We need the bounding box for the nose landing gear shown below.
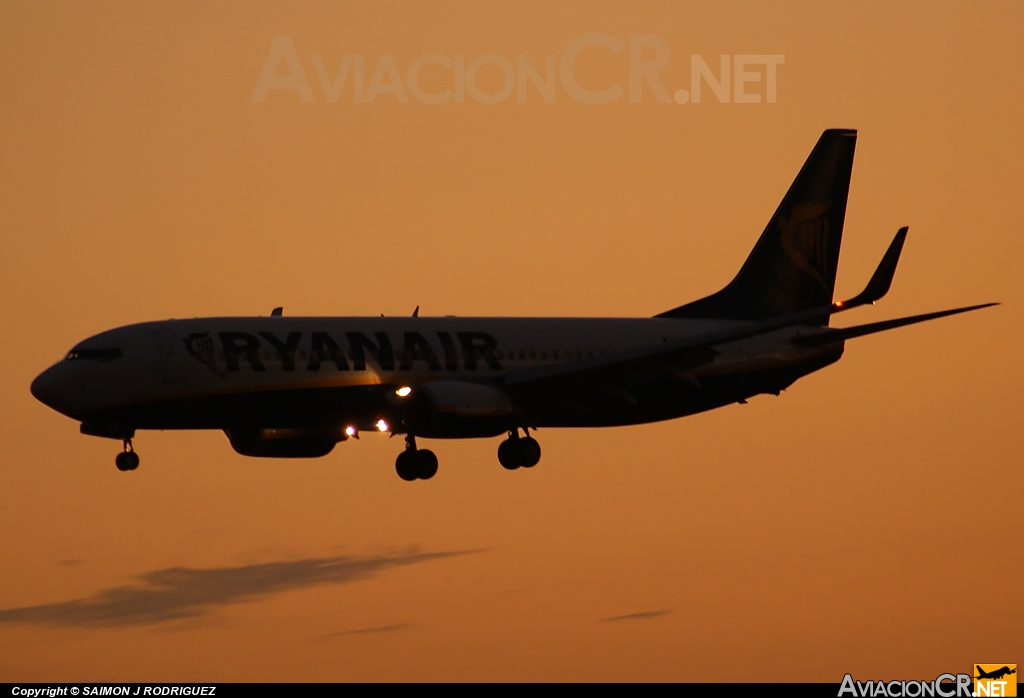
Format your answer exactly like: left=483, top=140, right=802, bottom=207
left=395, top=435, right=438, bottom=481
left=497, top=428, right=541, bottom=470
left=115, top=439, right=140, bottom=472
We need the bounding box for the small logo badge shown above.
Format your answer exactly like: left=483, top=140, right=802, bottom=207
left=975, top=665, right=1017, bottom=697
left=184, top=332, right=218, bottom=373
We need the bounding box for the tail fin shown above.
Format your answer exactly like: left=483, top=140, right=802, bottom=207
left=658, top=129, right=858, bottom=323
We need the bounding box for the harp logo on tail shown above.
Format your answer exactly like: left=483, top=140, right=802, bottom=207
left=777, top=202, right=832, bottom=291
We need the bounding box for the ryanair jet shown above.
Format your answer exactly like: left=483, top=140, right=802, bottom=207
left=30, top=130, right=994, bottom=480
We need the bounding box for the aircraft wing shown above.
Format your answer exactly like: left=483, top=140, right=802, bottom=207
left=503, top=339, right=718, bottom=415
left=504, top=229, right=996, bottom=409
left=504, top=299, right=851, bottom=389
left=503, top=298, right=995, bottom=415
left=505, top=228, right=910, bottom=390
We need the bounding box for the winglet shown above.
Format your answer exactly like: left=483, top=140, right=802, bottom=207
left=841, top=227, right=908, bottom=308
left=270, top=307, right=283, bottom=317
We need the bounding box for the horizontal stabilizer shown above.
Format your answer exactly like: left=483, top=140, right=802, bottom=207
left=792, top=303, right=998, bottom=347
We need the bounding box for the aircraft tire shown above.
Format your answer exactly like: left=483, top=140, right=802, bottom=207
left=497, top=439, right=522, bottom=470
left=395, top=450, right=419, bottom=481
left=520, top=437, right=541, bottom=468
left=416, top=450, right=438, bottom=480
left=115, top=451, right=139, bottom=472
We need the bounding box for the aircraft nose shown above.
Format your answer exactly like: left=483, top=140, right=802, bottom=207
left=30, top=365, right=64, bottom=411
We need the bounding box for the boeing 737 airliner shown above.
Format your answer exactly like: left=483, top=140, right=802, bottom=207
left=30, top=130, right=995, bottom=480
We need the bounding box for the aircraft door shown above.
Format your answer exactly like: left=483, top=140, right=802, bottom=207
left=154, top=329, right=186, bottom=385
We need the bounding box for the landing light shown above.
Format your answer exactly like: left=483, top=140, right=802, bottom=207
left=396, top=386, right=412, bottom=397
left=345, top=425, right=357, bottom=437
left=834, top=300, right=845, bottom=308
left=375, top=419, right=389, bottom=432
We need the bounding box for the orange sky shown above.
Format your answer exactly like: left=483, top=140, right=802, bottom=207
left=0, top=1, right=1020, bottom=682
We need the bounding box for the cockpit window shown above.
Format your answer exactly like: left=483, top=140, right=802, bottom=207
left=64, top=347, right=123, bottom=362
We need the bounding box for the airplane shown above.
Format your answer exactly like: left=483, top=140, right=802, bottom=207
left=30, top=129, right=996, bottom=480
left=976, top=666, right=1017, bottom=681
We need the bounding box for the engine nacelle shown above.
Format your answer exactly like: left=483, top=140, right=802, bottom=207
left=407, top=381, right=516, bottom=438
left=225, top=427, right=341, bottom=458
left=418, top=381, right=515, bottom=416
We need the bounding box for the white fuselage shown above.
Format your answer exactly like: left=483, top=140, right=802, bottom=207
left=31, top=315, right=840, bottom=437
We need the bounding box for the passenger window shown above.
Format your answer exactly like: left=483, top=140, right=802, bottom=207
left=553, top=350, right=559, bottom=360
left=541, top=351, right=548, bottom=360
left=496, top=350, right=504, bottom=359
left=529, top=350, right=536, bottom=360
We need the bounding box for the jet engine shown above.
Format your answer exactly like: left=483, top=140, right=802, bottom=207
left=405, top=381, right=517, bottom=438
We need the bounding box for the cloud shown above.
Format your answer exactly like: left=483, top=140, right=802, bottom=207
left=0, top=549, right=477, bottom=628
left=600, top=609, right=672, bottom=623
left=321, top=623, right=412, bottom=638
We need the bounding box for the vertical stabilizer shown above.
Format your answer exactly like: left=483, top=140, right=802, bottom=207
left=658, top=129, right=857, bottom=323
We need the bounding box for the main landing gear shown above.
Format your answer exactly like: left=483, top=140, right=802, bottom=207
left=395, top=434, right=438, bottom=481
left=497, top=428, right=541, bottom=470
left=115, top=439, right=140, bottom=472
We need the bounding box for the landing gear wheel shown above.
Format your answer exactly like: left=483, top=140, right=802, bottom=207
left=519, top=437, right=541, bottom=468
left=416, top=449, right=438, bottom=480
left=395, top=450, right=419, bottom=481
left=498, top=430, right=541, bottom=470
left=498, top=439, right=522, bottom=470
left=115, top=443, right=139, bottom=472
left=396, top=434, right=439, bottom=481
